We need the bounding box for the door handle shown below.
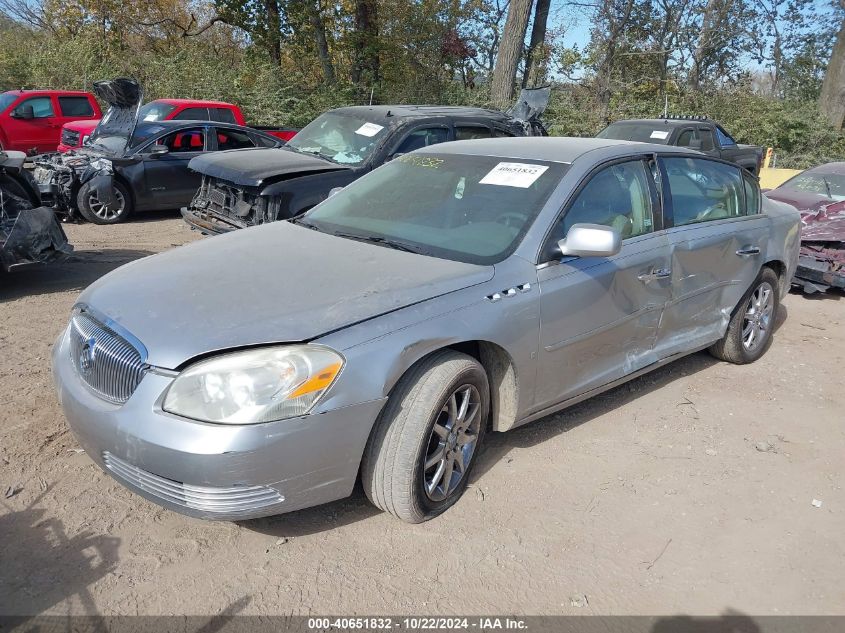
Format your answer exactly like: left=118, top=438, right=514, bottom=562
left=638, top=268, right=671, bottom=282
left=736, top=247, right=761, bottom=256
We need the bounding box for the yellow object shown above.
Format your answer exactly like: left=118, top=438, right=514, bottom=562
left=289, top=362, right=343, bottom=398
left=759, top=167, right=802, bottom=190
left=763, top=147, right=774, bottom=169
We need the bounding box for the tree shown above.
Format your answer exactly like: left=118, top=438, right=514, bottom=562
left=490, top=0, right=533, bottom=107
left=820, top=1, right=845, bottom=128
left=523, top=0, right=551, bottom=87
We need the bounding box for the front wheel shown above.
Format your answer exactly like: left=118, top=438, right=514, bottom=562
left=76, top=180, right=132, bottom=224
left=709, top=267, right=780, bottom=364
left=362, top=350, right=489, bottom=523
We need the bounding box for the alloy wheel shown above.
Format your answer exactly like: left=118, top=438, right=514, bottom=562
left=741, top=280, right=774, bottom=351
left=87, top=188, right=125, bottom=221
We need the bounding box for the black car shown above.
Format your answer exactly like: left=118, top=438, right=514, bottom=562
left=597, top=116, right=764, bottom=175
left=1, top=150, right=72, bottom=271
left=33, top=79, right=284, bottom=224
left=181, top=88, right=549, bottom=234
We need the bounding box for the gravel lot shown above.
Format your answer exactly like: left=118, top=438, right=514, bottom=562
left=1, top=212, right=844, bottom=617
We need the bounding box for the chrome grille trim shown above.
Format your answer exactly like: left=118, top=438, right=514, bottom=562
left=68, top=310, right=146, bottom=404
left=103, top=452, right=285, bottom=514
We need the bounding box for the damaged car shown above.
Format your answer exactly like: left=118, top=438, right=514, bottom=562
left=181, top=88, right=550, bottom=234
left=764, top=162, right=845, bottom=293
left=33, top=78, right=284, bottom=225
left=54, top=138, right=799, bottom=523
left=1, top=149, right=72, bottom=272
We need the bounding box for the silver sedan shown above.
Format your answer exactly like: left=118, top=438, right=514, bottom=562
left=52, top=137, right=801, bottom=523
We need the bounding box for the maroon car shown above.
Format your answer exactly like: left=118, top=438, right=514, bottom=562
left=765, top=162, right=845, bottom=293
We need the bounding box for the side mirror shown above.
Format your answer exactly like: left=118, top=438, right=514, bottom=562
left=149, top=144, right=169, bottom=156
left=12, top=105, right=34, bottom=120
left=327, top=186, right=343, bottom=197
left=557, top=223, right=621, bottom=258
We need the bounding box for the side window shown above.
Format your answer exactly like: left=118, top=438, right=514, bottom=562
left=393, top=127, right=449, bottom=155
left=663, top=157, right=744, bottom=225
left=19, top=96, right=54, bottom=118
left=743, top=172, right=760, bottom=215
left=254, top=134, right=278, bottom=148
left=158, top=127, right=205, bottom=153
left=677, top=129, right=697, bottom=147
left=173, top=107, right=210, bottom=121
left=455, top=126, right=492, bottom=140
left=493, top=127, right=515, bottom=138
left=212, top=108, right=237, bottom=124
left=556, top=160, right=654, bottom=242
left=58, top=97, right=94, bottom=117
left=698, top=129, right=715, bottom=151
left=216, top=128, right=255, bottom=151
left=715, top=126, right=736, bottom=147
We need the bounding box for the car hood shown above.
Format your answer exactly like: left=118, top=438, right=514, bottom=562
left=78, top=222, right=493, bottom=369
left=86, top=78, right=143, bottom=157
left=765, top=189, right=831, bottom=212
left=189, top=147, right=349, bottom=188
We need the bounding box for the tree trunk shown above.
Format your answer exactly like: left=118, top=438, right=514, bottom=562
left=820, top=13, right=845, bottom=129
left=522, top=0, right=551, bottom=88
left=491, top=0, right=533, bottom=108
left=351, top=0, right=379, bottom=87
left=307, top=1, right=335, bottom=84
left=690, top=0, right=719, bottom=90
left=264, top=0, right=282, bottom=66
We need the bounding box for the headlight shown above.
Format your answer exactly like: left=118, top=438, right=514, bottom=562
left=89, top=157, right=112, bottom=172
left=162, top=345, right=344, bottom=424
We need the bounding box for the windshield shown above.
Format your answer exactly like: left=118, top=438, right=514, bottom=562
left=780, top=172, right=845, bottom=201
left=598, top=122, right=672, bottom=143
left=138, top=101, right=177, bottom=122
left=302, top=153, right=567, bottom=264
left=286, top=112, right=388, bottom=165
left=0, top=93, right=17, bottom=113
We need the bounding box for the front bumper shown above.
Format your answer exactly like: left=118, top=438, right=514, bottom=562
left=52, top=330, right=385, bottom=520
left=181, top=206, right=245, bottom=236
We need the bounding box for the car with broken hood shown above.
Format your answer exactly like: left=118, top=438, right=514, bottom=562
left=33, top=79, right=284, bottom=224
left=1, top=149, right=72, bottom=272
left=764, top=162, right=845, bottom=294
left=181, top=88, right=550, bottom=234
left=53, top=137, right=800, bottom=523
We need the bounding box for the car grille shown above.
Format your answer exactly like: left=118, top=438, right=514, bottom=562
left=68, top=311, right=146, bottom=404
left=102, top=452, right=285, bottom=516
left=61, top=128, right=80, bottom=147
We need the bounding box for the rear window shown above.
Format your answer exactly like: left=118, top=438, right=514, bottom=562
left=58, top=96, right=94, bottom=117
left=211, top=108, right=237, bottom=124
left=598, top=122, right=673, bottom=143
left=174, top=107, right=210, bottom=121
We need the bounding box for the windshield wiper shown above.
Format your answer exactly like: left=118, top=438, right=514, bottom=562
left=823, top=177, right=833, bottom=199
left=290, top=215, right=319, bottom=230
left=331, top=231, right=424, bottom=254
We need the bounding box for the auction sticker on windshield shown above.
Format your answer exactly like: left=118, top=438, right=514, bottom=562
left=480, top=162, right=549, bottom=188
left=650, top=130, right=670, bottom=140
left=355, top=122, right=384, bottom=137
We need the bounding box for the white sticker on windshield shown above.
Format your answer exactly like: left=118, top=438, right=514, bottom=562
left=650, top=130, right=670, bottom=140
left=354, top=122, right=384, bottom=137
left=143, top=114, right=158, bottom=121
left=479, top=162, right=549, bottom=188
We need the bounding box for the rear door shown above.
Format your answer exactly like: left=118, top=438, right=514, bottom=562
left=653, top=155, right=768, bottom=357
left=534, top=157, right=673, bottom=412
left=141, top=126, right=209, bottom=208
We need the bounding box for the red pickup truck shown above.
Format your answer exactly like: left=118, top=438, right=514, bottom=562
left=58, top=98, right=296, bottom=151
left=0, top=90, right=101, bottom=154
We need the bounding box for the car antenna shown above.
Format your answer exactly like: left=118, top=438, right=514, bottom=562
left=369, top=87, right=374, bottom=106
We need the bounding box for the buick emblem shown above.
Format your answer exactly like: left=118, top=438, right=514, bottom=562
left=79, top=337, right=97, bottom=375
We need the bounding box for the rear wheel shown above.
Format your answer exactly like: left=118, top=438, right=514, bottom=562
left=362, top=350, right=489, bottom=523
left=76, top=180, right=132, bottom=224
left=709, top=267, right=779, bottom=364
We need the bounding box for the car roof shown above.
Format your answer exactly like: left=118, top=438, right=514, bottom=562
left=154, top=99, right=236, bottom=107
left=805, top=162, right=845, bottom=175
left=329, top=104, right=512, bottom=123
left=3, top=89, right=92, bottom=97
left=607, top=118, right=717, bottom=128
left=415, top=136, right=700, bottom=164
left=133, top=120, right=266, bottom=135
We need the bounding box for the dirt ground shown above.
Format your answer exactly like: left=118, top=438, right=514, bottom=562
left=1, top=211, right=844, bottom=618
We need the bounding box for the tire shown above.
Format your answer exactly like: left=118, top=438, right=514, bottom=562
left=362, top=350, right=489, bottom=523
left=709, top=267, right=780, bottom=364
left=76, top=179, right=132, bottom=224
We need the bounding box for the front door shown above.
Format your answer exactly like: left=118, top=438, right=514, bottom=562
left=12, top=96, right=59, bottom=152
left=142, top=126, right=207, bottom=209
left=534, top=158, right=673, bottom=412
left=654, top=156, right=769, bottom=357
